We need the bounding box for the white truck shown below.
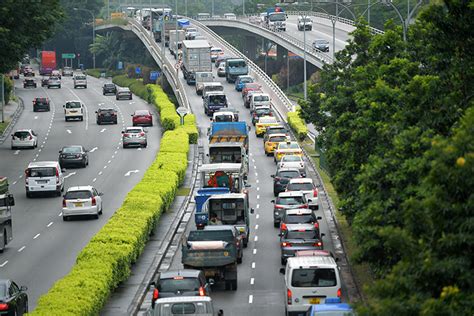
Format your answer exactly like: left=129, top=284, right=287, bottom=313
left=181, top=40, right=212, bottom=85
left=169, top=29, right=185, bottom=58
left=0, top=177, right=15, bottom=253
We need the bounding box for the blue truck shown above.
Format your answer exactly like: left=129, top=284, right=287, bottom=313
left=194, top=187, right=230, bottom=228
left=225, top=58, right=248, bottom=83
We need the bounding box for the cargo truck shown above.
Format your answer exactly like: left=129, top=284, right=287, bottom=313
left=264, top=7, right=287, bottom=31
left=181, top=40, right=212, bottom=85
left=39, top=51, right=57, bottom=76
left=224, top=58, right=248, bottom=83
left=0, top=177, right=15, bottom=253
left=182, top=227, right=239, bottom=290
left=169, top=29, right=185, bottom=58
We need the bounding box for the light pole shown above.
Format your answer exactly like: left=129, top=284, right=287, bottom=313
left=212, top=0, right=215, bottom=17
left=243, top=0, right=245, bottom=16
left=303, top=13, right=307, bottom=101
left=74, top=8, right=96, bottom=69
left=383, top=0, right=423, bottom=42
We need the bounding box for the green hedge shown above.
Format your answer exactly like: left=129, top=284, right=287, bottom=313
left=112, top=75, right=150, bottom=102
left=288, top=110, right=308, bottom=141
left=86, top=69, right=102, bottom=78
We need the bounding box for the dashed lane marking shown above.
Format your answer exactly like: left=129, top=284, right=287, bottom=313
left=249, top=295, right=253, bottom=304
left=93, top=178, right=97, bottom=182
left=0, top=261, right=8, bottom=268
left=33, top=233, right=40, bottom=239
left=253, top=249, right=257, bottom=255
left=252, top=262, right=256, bottom=269
left=66, top=129, right=71, bottom=134
left=90, top=147, right=98, bottom=153
left=250, top=278, right=255, bottom=285
left=255, top=224, right=259, bottom=230
left=254, top=236, right=258, bottom=242
left=18, top=246, right=26, bottom=252
left=256, top=214, right=260, bottom=219
left=47, top=222, right=53, bottom=228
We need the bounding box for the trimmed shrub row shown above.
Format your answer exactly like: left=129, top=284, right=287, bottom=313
left=30, top=83, right=197, bottom=316
left=287, top=110, right=308, bottom=141
left=112, top=75, right=150, bottom=101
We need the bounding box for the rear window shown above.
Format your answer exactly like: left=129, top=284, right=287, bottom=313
left=28, top=167, right=56, bottom=177
left=279, top=170, right=301, bottom=179
left=105, top=84, right=115, bottom=88
left=205, top=86, right=223, bottom=92
left=126, top=128, right=142, bottom=133
left=159, top=278, right=201, bottom=292
left=282, top=156, right=302, bottom=162
left=277, top=196, right=304, bottom=205
left=66, top=102, right=81, bottom=109
left=75, top=75, right=86, bottom=80
left=285, top=214, right=314, bottom=224
left=240, top=77, right=252, bottom=83
left=99, top=109, right=115, bottom=114
left=65, top=190, right=92, bottom=199
left=256, top=108, right=271, bottom=115
left=286, top=230, right=318, bottom=240
left=135, top=110, right=149, bottom=116
left=259, top=117, right=277, bottom=124
left=188, top=230, right=234, bottom=242
left=254, top=95, right=269, bottom=102
left=62, top=146, right=81, bottom=154
left=279, top=143, right=299, bottom=150
left=287, top=183, right=313, bottom=191
left=269, top=136, right=287, bottom=142
left=291, top=268, right=337, bottom=287
left=14, top=131, right=30, bottom=138
left=209, top=95, right=226, bottom=104
left=170, top=303, right=196, bottom=314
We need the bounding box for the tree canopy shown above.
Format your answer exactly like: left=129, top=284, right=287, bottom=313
left=0, top=0, right=64, bottom=73
left=300, top=0, right=474, bottom=313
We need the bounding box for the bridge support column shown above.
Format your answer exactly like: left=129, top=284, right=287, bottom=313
left=277, top=45, right=288, bottom=64
left=243, top=36, right=257, bottom=60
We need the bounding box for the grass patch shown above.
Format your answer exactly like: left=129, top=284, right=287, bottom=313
left=0, top=120, right=10, bottom=134
left=176, top=187, right=191, bottom=196
left=302, top=141, right=373, bottom=300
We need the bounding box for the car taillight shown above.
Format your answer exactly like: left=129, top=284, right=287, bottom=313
left=139, top=132, right=145, bottom=136
left=56, top=168, right=59, bottom=177
left=313, top=241, right=322, bottom=247
left=281, top=242, right=291, bottom=247
left=91, top=196, right=96, bottom=206
left=199, top=286, right=205, bottom=296
left=123, top=133, right=130, bottom=137
left=281, top=223, right=287, bottom=231
left=314, top=222, right=319, bottom=229
left=62, top=199, right=66, bottom=207
left=0, top=303, right=9, bottom=311
left=274, top=176, right=281, bottom=181
left=275, top=205, right=284, bottom=209
left=313, top=189, right=318, bottom=197
left=337, top=288, right=342, bottom=298
left=152, top=288, right=159, bottom=301
left=253, top=112, right=257, bottom=117
left=287, top=288, right=292, bottom=305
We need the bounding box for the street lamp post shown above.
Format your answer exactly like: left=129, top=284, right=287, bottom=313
left=74, top=8, right=96, bottom=69
left=303, top=13, right=307, bottom=101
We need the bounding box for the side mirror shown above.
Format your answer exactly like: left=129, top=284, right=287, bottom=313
left=63, top=104, right=65, bottom=107
left=20, top=286, right=28, bottom=292
left=245, top=183, right=251, bottom=188
left=218, top=310, right=224, bottom=316
left=99, top=192, right=104, bottom=196
left=131, top=114, right=133, bottom=116
left=321, top=233, right=326, bottom=238
left=250, top=208, right=255, bottom=214
left=11, top=134, right=13, bottom=137
left=279, top=268, right=285, bottom=275
left=317, top=216, right=322, bottom=220
left=59, top=150, right=62, bottom=153
left=95, top=111, right=98, bottom=113
left=7, top=194, right=15, bottom=206
left=270, top=175, right=275, bottom=178
left=271, top=200, right=275, bottom=204
left=121, top=131, right=125, bottom=134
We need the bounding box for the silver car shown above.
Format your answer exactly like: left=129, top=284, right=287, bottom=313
left=47, top=77, right=61, bottom=89
left=116, top=87, right=132, bottom=100
left=285, top=178, right=319, bottom=210
left=277, top=155, right=306, bottom=176
left=217, top=62, right=226, bottom=77
left=313, top=39, right=330, bottom=52
left=62, top=185, right=103, bottom=221
left=122, top=126, right=147, bottom=148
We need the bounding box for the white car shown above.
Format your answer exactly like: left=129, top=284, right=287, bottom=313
left=277, top=155, right=306, bottom=176
left=25, top=161, right=65, bottom=197
left=11, top=129, right=38, bottom=149
left=217, top=62, right=226, bottom=77
left=62, top=186, right=103, bottom=221
left=285, top=178, right=319, bottom=210
left=64, top=100, right=84, bottom=121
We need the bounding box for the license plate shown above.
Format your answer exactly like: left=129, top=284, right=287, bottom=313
left=238, top=227, right=246, bottom=233
left=309, top=298, right=320, bottom=304
left=204, top=270, right=215, bottom=277
left=74, top=202, right=83, bottom=207
left=36, top=180, right=47, bottom=184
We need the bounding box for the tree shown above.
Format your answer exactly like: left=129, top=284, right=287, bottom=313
left=0, top=0, right=64, bottom=73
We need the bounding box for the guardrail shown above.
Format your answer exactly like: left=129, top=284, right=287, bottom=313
left=191, top=18, right=296, bottom=119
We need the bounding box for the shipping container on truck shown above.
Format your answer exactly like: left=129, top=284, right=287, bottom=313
left=39, top=51, right=57, bottom=76
left=181, top=40, right=212, bottom=85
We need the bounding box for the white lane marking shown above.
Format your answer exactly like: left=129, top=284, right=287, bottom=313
left=66, top=129, right=72, bottom=134
left=252, top=262, right=256, bottom=269
left=250, top=278, right=255, bottom=285
left=253, top=248, right=257, bottom=255
left=116, top=146, right=120, bottom=150
left=12, top=181, right=17, bottom=185
left=93, top=178, right=97, bottom=182
left=18, top=175, right=22, bottom=179
left=250, top=153, right=253, bottom=156
left=0, top=261, right=8, bottom=268
left=254, top=236, right=258, bottom=242
left=67, top=88, right=89, bottom=130
left=137, top=147, right=142, bottom=151
left=18, top=246, right=26, bottom=252
left=257, top=187, right=260, bottom=191
left=33, top=233, right=40, bottom=239
left=100, top=128, right=106, bottom=133
left=114, top=150, right=118, bottom=154
left=256, top=214, right=260, bottom=219
left=34, top=116, right=38, bottom=119
left=45, top=136, right=47, bottom=140
left=13, top=150, right=20, bottom=155
left=111, top=155, right=115, bottom=159
left=107, top=160, right=111, bottom=164
left=103, top=165, right=107, bottom=169
left=252, top=159, right=255, bottom=163
left=58, top=212, right=62, bottom=216
left=256, top=204, right=260, bottom=209
left=249, top=295, right=253, bottom=304
left=98, top=171, right=103, bottom=176
left=257, top=195, right=260, bottom=199
left=64, top=172, right=76, bottom=179
left=125, top=170, right=140, bottom=177
left=256, top=179, right=259, bottom=183
left=90, top=147, right=98, bottom=153
left=40, top=144, right=44, bottom=148
left=255, top=224, right=259, bottom=230
left=47, top=222, right=53, bottom=228
left=255, top=173, right=258, bottom=177
left=254, top=165, right=257, bottom=169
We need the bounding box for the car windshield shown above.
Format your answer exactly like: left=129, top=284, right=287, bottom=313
left=286, top=230, right=318, bottom=239
left=65, top=190, right=92, bottom=199
left=315, top=40, right=328, bottom=45
left=66, top=102, right=81, bottom=108
left=254, top=95, right=269, bottom=102
left=279, top=170, right=301, bottom=178
left=291, top=268, right=337, bottom=287
left=14, top=131, right=30, bottom=138
left=285, top=214, right=314, bottom=224
left=62, top=146, right=81, bottom=153
left=277, top=196, right=304, bottom=205
left=170, top=303, right=197, bottom=314
left=269, top=13, right=286, bottom=21
left=259, top=117, right=277, bottom=124
left=287, top=183, right=313, bottom=191
left=158, top=278, right=201, bottom=292
left=209, top=95, right=226, bottom=104
left=28, top=167, right=56, bottom=177
left=245, top=83, right=260, bottom=89
left=269, top=136, right=287, bottom=142
left=256, top=108, right=271, bottom=115
left=282, top=156, right=302, bottom=162
left=279, top=143, right=299, bottom=150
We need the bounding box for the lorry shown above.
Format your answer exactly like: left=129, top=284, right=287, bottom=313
left=199, top=163, right=248, bottom=194
left=195, top=71, right=214, bottom=95
left=156, top=20, right=176, bottom=45
left=181, top=227, right=239, bottom=290
left=0, top=177, right=15, bottom=253
left=224, top=58, right=248, bottom=83
left=39, top=51, right=57, bottom=76
left=181, top=40, right=212, bottom=85
left=169, top=29, right=185, bottom=58
left=208, top=122, right=249, bottom=154
left=264, top=7, right=287, bottom=31
left=203, top=92, right=229, bottom=116
left=194, top=188, right=230, bottom=229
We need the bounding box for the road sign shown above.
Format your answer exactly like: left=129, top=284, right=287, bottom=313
left=62, top=53, right=76, bottom=59
left=176, top=106, right=189, bottom=125
left=135, top=66, right=141, bottom=74
left=175, top=62, right=182, bottom=70
left=150, top=71, right=160, bottom=81
left=117, top=61, right=123, bottom=70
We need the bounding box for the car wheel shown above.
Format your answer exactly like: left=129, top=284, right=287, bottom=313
left=93, top=213, right=99, bottom=220
left=143, top=142, right=147, bottom=148
left=59, top=85, right=61, bottom=88
left=237, top=256, right=242, bottom=264
left=225, top=281, right=231, bottom=291
left=99, top=204, right=103, bottom=215
left=82, top=160, right=87, bottom=168
left=56, top=190, right=61, bottom=197
left=274, top=221, right=279, bottom=228
left=26, top=192, right=31, bottom=198
left=11, top=145, right=15, bottom=150
left=123, top=144, right=127, bottom=149
left=231, top=280, right=238, bottom=291
left=281, top=257, right=286, bottom=265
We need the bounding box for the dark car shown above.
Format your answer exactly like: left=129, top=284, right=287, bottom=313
left=271, top=168, right=302, bottom=196
left=313, top=39, right=330, bottom=52
left=251, top=106, right=273, bottom=125
left=279, top=208, right=321, bottom=234
left=41, top=77, right=49, bottom=87
left=279, top=223, right=324, bottom=265
left=23, top=78, right=36, bottom=88
left=33, top=97, right=50, bottom=112
left=150, top=269, right=211, bottom=309
left=271, top=191, right=308, bottom=227
left=96, top=108, right=118, bottom=125
left=102, top=83, right=117, bottom=95
left=132, top=110, right=153, bottom=126
left=0, top=279, right=28, bottom=315
left=58, top=145, right=89, bottom=168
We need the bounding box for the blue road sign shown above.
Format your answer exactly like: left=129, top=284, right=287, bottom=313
left=150, top=71, right=160, bottom=81
left=135, top=66, right=141, bottom=74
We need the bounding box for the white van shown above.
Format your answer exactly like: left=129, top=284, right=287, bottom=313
left=73, top=74, right=87, bottom=89
left=148, top=296, right=223, bottom=316
left=64, top=100, right=85, bottom=121
left=280, top=255, right=342, bottom=314
left=25, top=161, right=65, bottom=197
left=224, top=13, right=237, bottom=20
left=202, top=82, right=224, bottom=98
left=250, top=93, right=271, bottom=111
left=195, top=72, right=214, bottom=95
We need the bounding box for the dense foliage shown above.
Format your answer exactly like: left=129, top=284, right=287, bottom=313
left=300, top=1, right=474, bottom=313
left=0, top=0, right=64, bottom=73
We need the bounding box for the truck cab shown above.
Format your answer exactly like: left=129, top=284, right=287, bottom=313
left=265, top=7, right=287, bottom=31
left=0, top=177, right=15, bottom=252
left=224, top=58, right=248, bottom=83
left=199, top=163, right=248, bottom=194
left=203, top=92, right=228, bottom=116
left=250, top=92, right=271, bottom=111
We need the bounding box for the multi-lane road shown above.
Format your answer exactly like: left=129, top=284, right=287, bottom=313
left=0, top=73, right=161, bottom=308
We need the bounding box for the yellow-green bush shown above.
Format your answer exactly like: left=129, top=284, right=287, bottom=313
left=160, top=129, right=190, bottom=153
left=288, top=111, right=308, bottom=141
left=154, top=152, right=188, bottom=184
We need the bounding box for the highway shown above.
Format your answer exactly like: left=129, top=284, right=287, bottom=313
left=135, top=25, right=346, bottom=315
left=0, top=73, right=161, bottom=308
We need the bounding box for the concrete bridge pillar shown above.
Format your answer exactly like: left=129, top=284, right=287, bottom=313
left=243, top=35, right=257, bottom=60
left=277, top=45, right=288, bottom=63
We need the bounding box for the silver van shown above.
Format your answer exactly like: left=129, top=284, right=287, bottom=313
left=202, top=82, right=224, bottom=98
left=25, top=161, right=65, bottom=197
left=195, top=72, right=214, bottom=95
left=73, top=74, right=87, bottom=89
left=147, top=296, right=223, bottom=316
